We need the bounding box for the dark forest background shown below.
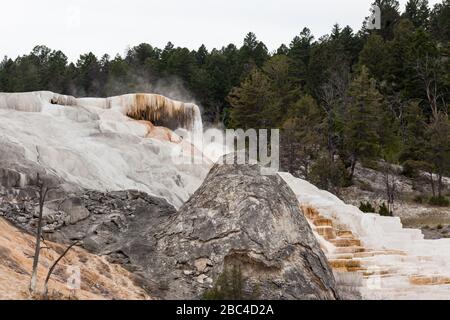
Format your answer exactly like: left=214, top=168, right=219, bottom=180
left=1, top=0, right=449, bottom=201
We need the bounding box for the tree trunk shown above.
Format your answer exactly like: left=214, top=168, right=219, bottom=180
left=384, top=163, right=396, bottom=215
left=429, top=171, right=436, bottom=197
left=29, top=184, right=47, bottom=294
left=349, top=154, right=357, bottom=181
left=289, top=132, right=294, bottom=174
left=43, top=241, right=79, bottom=299
left=437, top=173, right=443, bottom=198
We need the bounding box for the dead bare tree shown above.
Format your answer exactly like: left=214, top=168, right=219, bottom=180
left=29, top=173, right=56, bottom=294
left=43, top=240, right=80, bottom=299
left=318, top=66, right=350, bottom=162
left=415, top=54, right=447, bottom=120
left=382, top=161, right=397, bottom=214
left=415, top=54, right=449, bottom=199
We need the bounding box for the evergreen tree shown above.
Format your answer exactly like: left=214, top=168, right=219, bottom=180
left=342, top=66, right=385, bottom=179
left=429, top=0, right=450, bottom=42
left=358, top=34, right=388, bottom=81
left=404, top=0, right=430, bottom=29
left=75, top=52, right=101, bottom=96
left=262, top=55, right=300, bottom=126
left=239, top=32, right=269, bottom=70
left=373, top=0, right=401, bottom=40
left=288, top=27, right=314, bottom=87
left=228, top=67, right=274, bottom=129
left=281, top=95, right=322, bottom=178
left=400, top=101, right=427, bottom=163
left=425, top=112, right=450, bottom=197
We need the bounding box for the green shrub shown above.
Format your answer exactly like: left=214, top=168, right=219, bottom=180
left=401, top=160, right=419, bottom=178
left=378, top=203, right=393, bottom=216
left=361, top=159, right=380, bottom=171
left=309, top=155, right=351, bottom=193
left=413, top=195, right=424, bottom=204
left=401, top=160, right=428, bottom=178
left=202, top=265, right=260, bottom=300
left=359, top=201, right=376, bottom=213
left=429, top=196, right=450, bottom=207
left=358, top=180, right=374, bottom=192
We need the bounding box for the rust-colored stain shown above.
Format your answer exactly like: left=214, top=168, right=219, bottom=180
left=0, top=218, right=151, bottom=300
left=126, top=94, right=195, bottom=131
left=409, top=275, right=450, bottom=286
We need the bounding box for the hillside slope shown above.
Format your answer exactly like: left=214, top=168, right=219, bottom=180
left=0, top=217, right=150, bottom=300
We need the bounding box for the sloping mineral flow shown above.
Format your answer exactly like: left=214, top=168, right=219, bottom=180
left=0, top=91, right=210, bottom=208
left=279, top=172, right=450, bottom=300
left=0, top=217, right=150, bottom=300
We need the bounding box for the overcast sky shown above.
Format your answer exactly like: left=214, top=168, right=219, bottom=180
left=0, top=0, right=443, bottom=62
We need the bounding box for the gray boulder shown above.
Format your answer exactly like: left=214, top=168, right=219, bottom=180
left=0, top=168, right=25, bottom=188
left=59, top=197, right=90, bottom=225
left=141, top=162, right=339, bottom=299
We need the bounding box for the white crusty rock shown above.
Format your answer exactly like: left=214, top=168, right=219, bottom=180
left=0, top=91, right=210, bottom=208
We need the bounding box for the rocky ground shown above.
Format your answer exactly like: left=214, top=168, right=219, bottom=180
left=340, top=163, right=450, bottom=239
left=420, top=225, right=450, bottom=239
left=0, top=161, right=340, bottom=300
left=0, top=217, right=150, bottom=300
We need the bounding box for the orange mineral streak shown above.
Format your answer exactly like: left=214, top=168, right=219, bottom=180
left=409, top=275, right=450, bottom=286
left=126, top=94, right=196, bottom=131
left=300, top=205, right=449, bottom=288
left=135, top=119, right=206, bottom=161
left=137, top=120, right=181, bottom=143
left=300, top=206, right=406, bottom=277
left=0, top=218, right=151, bottom=300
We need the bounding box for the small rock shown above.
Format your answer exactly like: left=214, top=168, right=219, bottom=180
left=61, top=197, right=90, bottom=224
left=196, top=274, right=208, bottom=284
left=194, top=258, right=212, bottom=273
left=16, top=216, right=28, bottom=223
left=42, top=225, right=54, bottom=233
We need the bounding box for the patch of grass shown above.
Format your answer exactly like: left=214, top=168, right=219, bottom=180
left=357, top=180, right=374, bottom=192
left=359, top=201, right=375, bottom=213
left=202, top=265, right=260, bottom=300
left=361, top=159, right=380, bottom=171
left=413, top=195, right=424, bottom=204
left=378, top=203, right=393, bottom=217
left=429, top=196, right=450, bottom=207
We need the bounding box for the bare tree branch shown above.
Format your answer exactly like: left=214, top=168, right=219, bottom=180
left=43, top=240, right=80, bottom=299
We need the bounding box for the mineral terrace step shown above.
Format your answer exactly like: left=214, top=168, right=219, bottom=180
left=346, top=266, right=367, bottom=272
left=315, top=226, right=336, bottom=240
left=328, top=259, right=362, bottom=269
left=334, top=246, right=366, bottom=254
left=409, top=275, right=450, bottom=285
left=337, top=230, right=354, bottom=238
left=330, top=238, right=361, bottom=247
left=362, top=269, right=393, bottom=277
left=353, top=250, right=407, bottom=258
left=301, top=206, right=320, bottom=220
left=313, top=218, right=333, bottom=227
left=328, top=254, right=354, bottom=260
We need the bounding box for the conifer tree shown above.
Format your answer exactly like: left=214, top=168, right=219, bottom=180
left=342, top=66, right=385, bottom=179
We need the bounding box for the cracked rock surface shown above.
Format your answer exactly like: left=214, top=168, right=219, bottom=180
left=145, top=162, right=339, bottom=299
left=1, top=162, right=339, bottom=300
